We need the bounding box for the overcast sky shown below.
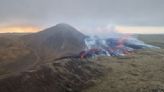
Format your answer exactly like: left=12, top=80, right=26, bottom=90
left=0, top=0, right=164, bottom=33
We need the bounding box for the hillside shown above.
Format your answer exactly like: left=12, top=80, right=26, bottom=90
left=0, top=35, right=37, bottom=77
left=23, top=23, right=86, bottom=61
left=0, top=59, right=105, bottom=92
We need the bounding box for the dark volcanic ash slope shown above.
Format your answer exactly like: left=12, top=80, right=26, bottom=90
left=24, top=23, right=86, bottom=60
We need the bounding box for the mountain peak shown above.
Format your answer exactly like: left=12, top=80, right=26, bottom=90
left=40, top=23, right=78, bottom=34
left=24, top=23, right=86, bottom=60
left=55, top=23, right=73, bottom=28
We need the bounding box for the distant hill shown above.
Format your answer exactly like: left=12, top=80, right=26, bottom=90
left=23, top=23, right=86, bottom=61
left=138, top=34, right=164, bottom=48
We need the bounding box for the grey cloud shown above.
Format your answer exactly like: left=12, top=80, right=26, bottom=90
left=0, top=0, right=164, bottom=28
